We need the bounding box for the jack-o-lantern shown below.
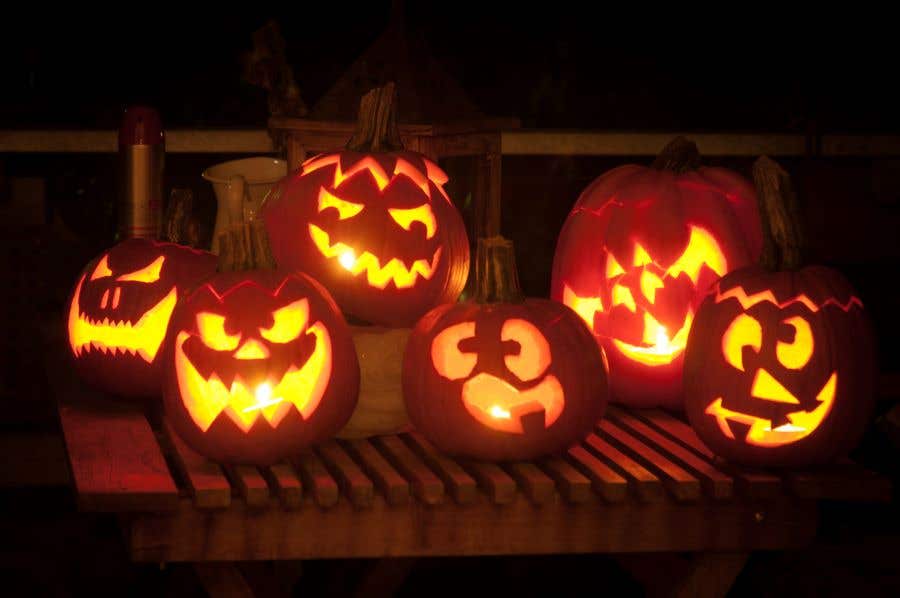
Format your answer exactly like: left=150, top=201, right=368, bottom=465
left=551, top=137, right=763, bottom=409
left=67, top=239, right=217, bottom=399
left=262, top=84, right=469, bottom=327
left=404, top=237, right=607, bottom=461
left=163, top=268, right=359, bottom=465
left=683, top=157, right=876, bottom=467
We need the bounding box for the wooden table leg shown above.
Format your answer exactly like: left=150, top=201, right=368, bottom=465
left=615, top=552, right=749, bottom=598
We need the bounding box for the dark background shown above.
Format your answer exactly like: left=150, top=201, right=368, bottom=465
left=2, top=5, right=900, bottom=596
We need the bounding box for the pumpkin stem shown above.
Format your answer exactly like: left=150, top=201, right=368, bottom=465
left=346, top=82, right=404, bottom=152
left=651, top=136, right=702, bottom=174
left=752, top=156, right=806, bottom=271
left=474, top=236, right=524, bottom=304
left=216, top=219, right=278, bottom=272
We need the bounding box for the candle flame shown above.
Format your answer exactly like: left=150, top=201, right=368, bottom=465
left=241, top=383, right=284, bottom=413
left=489, top=405, right=511, bottom=419
left=339, top=250, right=356, bottom=270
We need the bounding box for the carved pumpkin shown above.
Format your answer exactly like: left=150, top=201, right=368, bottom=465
left=404, top=237, right=607, bottom=461
left=163, top=268, right=359, bottom=465
left=683, top=158, right=876, bottom=467
left=262, top=84, right=469, bottom=327
left=551, top=138, right=762, bottom=408
left=67, top=239, right=217, bottom=398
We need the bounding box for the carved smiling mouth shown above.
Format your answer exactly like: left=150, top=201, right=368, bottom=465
left=68, top=275, right=177, bottom=363
left=611, top=311, right=694, bottom=366
left=308, top=224, right=441, bottom=289
left=175, top=323, right=332, bottom=432
left=461, top=373, right=565, bottom=434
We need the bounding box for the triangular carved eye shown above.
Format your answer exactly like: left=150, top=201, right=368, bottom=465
left=118, top=256, right=165, bottom=283
left=776, top=316, right=813, bottom=370
left=197, top=313, right=241, bottom=351
left=722, top=313, right=762, bottom=372
left=432, top=322, right=477, bottom=380
left=633, top=243, right=652, bottom=267
left=606, top=254, right=625, bottom=279
left=260, top=300, right=309, bottom=343
left=90, top=255, right=113, bottom=280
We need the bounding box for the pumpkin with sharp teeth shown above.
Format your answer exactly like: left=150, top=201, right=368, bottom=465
left=67, top=239, right=217, bottom=399
left=551, top=137, right=762, bottom=408
left=163, top=269, right=359, bottom=465
left=261, top=85, right=469, bottom=327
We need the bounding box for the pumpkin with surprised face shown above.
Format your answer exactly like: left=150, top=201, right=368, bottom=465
left=67, top=239, right=217, bottom=399
left=163, top=270, right=359, bottom=465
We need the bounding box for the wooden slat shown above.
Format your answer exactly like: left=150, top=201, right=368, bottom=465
left=293, top=452, right=339, bottom=508
left=539, top=457, right=592, bottom=504
left=374, top=436, right=444, bottom=505
left=504, top=462, right=555, bottom=505
left=268, top=464, right=304, bottom=509
left=638, top=409, right=783, bottom=499
left=161, top=422, right=230, bottom=509
left=404, top=432, right=477, bottom=505
left=317, top=441, right=374, bottom=508
left=463, top=461, right=517, bottom=505
left=344, top=440, right=410, bottom=506
left=609, top=408, right=734, bottom=500
left=580, top=434, right=661, bottom=502
left=227, top=465, right=271, bottom=508
left=599, top=420, right=702, bottom=502
left=58, top=404, right=178, bottom=511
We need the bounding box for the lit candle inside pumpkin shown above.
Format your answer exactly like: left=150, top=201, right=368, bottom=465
left=242, top=382, right=284, bottom=413
left=339, top=250, right=356, bottom=271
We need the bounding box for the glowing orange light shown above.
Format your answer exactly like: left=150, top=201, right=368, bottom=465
left=233, top=338, right=271, bottom=360
left=431, top=321, right=477, bottom=380
left=666, top=226, right=727, bottom=283
left=561, top=285, right=603, bottom=331
left=612, top=311, right=694, bottom=366
left=633, top=243, right=653, bottom=267
left=100, top=289, right=109, bottom=309
left=317, top=188, right=364, bottom=220
left=715, top=286, right=863, bottom=313
left=259, top=300, right=309, bottom=343
left=388, top=204, right=437, bottom=239
left=501, top=319, right=552, bottom=381
left=175, top=322, right=332, bottom=432
left=68, top=276, right=177, bottom=363
left=309, top=224, right=440, bottom=289
left=117, top=256, right=165, bottom=283
left=196, top=313, right=242, bottom=351
left=462, top=372, right=564, bottom=434
left=722, top=313, right=762, bottom=371
left=639, top=270, right=664, bottom=303
left=606, top=254, right=625, bottom=279
left=705, top=372, right=837, bottom=447
left=112, top=287, right=121, bottom=310
left=776, top=316, right=814, bottom=369
left=394, top=158, right=431, bottom=197
left=751, top=368, right=800, bottom=404
left=612, top=284, right=637, bottom=312
left=91, top=255, right=113, bottom=280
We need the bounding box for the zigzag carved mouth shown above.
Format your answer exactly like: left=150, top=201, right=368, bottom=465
left=309, top=224, right=440, bottom=289
left=68, top=275, right=177, bottom=363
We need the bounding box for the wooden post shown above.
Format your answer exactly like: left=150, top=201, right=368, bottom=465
left=286, top=134, right=306, bottom=173
left=474, top=152, right=502, bottom=240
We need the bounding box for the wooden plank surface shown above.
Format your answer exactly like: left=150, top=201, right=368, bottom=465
left=345, top=439, right=410, bottom=506
left=608, top=408, right=734, bottom=500
left=293, top=452, right=339, bottom=508
left=539, top=457, right=592, bottom=504
left=58, top=403, right=178, bottom=512
left=598, top=421, right=702, bottom=502
left=161, top=422, right=231, bottom=509
left=463, top=461, right=517, bottom=505
left=317, top=441, right=374, bottom=508
left=374, top=436, right=445, bottom=505
left=505, top=462, right=555, bottom=505
left=268, top=464, right=304, bottom=509
left=228, top=465, right=271, bottom=508
left=581, top=434, right=661, bottom=502
left=404, top=432, right=478, bottom=505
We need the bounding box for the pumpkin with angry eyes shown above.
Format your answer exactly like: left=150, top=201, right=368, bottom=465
left=551, top=138, right=762, bottom=409
left=262, top=84, right=469, bottom=327
left=683, top=158, right=876, bottom=467
left=404, top=237, right=607, bottom=461
left=67, top=239, right=217, bottom=399
left=163, top=269, right=359, bottom=465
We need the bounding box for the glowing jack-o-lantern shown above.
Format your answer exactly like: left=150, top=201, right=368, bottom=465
left=684, top=267, right=875, bottom=466
left=404, top=237, right=607, bottom=461
left=262, top=85, right=469, bottom=327
left=67, top=239, right=217, bottom=399
left=163, top=270, right=359, bottom=465
left=551, top=138, right=762, bottom=408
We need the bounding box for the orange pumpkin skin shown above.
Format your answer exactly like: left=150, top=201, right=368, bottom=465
left=551, top=165, right=762, bottom=409
left=262, top=151, right=470, bottom=327
left=163, top=270, right=359, bottom=465
left=67, top=239, right=217, bottom=399
left=683, top=266, right=876, bottom=467
left=403, top=300, right=608, bottom=461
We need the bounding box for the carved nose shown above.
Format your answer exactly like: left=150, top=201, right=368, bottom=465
left=100, top=287, right=122, bottom=310
left=233, top=338, right=271, bottom=360
left=750, top=368, right=800, bottom=404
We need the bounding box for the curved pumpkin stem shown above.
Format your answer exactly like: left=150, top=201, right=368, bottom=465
left=216, top=219, right=278, bottom=272
left=474, top=236, right=524, bottom=304
left=346, top=82, right=404, bottom=153
left=752, top=156, right=806, bottom=271
left=651, top=136, right=701, bottom=174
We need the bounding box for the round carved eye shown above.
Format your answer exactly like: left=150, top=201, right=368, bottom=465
left=722, top=313, right=762, bottom=371
left=431, top=322, right=477, bottom=380
left=776, top=316, right=814, bottom=370
left=501, top=319, right=552, bottom=381
left=196, top=312, right=241, bottom=351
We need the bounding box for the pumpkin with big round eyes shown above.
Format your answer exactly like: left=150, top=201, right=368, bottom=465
left=403, top=237, right=608, bottom=461
left=163, top=269, right=359, bottom=465
left=262, top=84, right=469, bottom=327
left=67, top=239, right=217, bottom=399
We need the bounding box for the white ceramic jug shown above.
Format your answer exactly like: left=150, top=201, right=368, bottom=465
left=202, top=157, right=287, bottom=253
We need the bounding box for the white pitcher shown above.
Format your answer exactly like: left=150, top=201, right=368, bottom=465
left=202, top=157, right=288, bottom=253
